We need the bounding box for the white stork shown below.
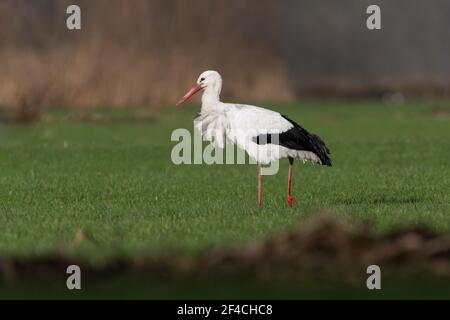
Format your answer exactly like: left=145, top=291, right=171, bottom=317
left=176, top=70, right=331, bottom=208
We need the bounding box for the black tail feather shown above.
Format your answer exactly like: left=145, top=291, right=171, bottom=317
left=281, top=115, right=332, bottom=166
left=252, top=115, right=332, bottom=166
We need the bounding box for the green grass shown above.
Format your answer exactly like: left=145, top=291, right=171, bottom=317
left=0, top=100, right=449, bottom=258
left=2, top=276, right=450, bottom=299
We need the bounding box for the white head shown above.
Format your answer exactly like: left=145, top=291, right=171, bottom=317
left=176, top=70, right=222, bottom=106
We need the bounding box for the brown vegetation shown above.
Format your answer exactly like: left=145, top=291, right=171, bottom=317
left=1, top=214, right=450, bottom=281
left=0, top=0, right=292, bottom=112
left=1, top=0, right=449, bottom=113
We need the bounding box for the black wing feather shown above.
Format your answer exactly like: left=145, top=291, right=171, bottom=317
left=253, top=115, right=332, bottom=166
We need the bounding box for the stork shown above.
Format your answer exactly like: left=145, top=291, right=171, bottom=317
left=176, top=70, right=331, bottom=208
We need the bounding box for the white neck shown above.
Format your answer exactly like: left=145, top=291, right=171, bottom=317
left=201, top=82, right=222, bottom=111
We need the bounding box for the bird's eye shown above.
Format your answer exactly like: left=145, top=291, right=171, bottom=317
left=200, top=77, right=205, bottom=82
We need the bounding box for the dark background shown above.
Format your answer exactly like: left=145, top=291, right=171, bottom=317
left=0, top=0, right=449, bottom=109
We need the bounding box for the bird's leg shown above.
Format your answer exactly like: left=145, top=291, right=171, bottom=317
left=286, top=157, right=295, bottom=207
left=258, top=163, right=262, bottom=208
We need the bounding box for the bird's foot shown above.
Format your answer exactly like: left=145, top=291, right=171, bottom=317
left=286, top=195, right=295, bottom=207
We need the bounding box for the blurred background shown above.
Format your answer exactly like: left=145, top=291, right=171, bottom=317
left=0, top=0, right=449, bottom=113
left=1, top=1, right=450, bottom=298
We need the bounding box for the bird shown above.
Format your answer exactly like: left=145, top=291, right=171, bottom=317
left=176, top=70, right=331, bottom=208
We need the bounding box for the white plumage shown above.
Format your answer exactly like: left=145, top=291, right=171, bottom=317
left=177, top=70, right=331, bottom=207
left=194, top=103, right=321, bottom=164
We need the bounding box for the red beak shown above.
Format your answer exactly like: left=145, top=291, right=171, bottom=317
left=176, top=84, right=202, bottom=106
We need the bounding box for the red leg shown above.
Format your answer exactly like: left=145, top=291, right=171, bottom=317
left=258, top=163, right=262, bottom=208
left=286, top=158, right=295, bottom=207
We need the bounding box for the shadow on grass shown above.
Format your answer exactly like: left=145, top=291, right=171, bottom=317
left=1, top=214, right=450, bottom=298
left=2, top=275, right=450, bottom=299
left=336, top=196, right=425, bottom=205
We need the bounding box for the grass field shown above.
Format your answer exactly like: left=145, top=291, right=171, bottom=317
left=0, top=100, right=449, bottom=259
left=3, top=276, right=450, bottom=299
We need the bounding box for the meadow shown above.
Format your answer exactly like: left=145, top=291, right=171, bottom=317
left=0, top=100, right=449, bottom=259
